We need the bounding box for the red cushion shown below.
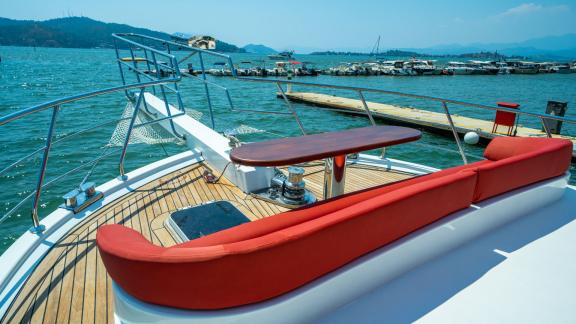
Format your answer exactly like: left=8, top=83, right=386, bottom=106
left=97, top=171, right=477, bottom=310
left=183, top=160, right=490, bottom=248
left=474, top=137, right=572, bottom=202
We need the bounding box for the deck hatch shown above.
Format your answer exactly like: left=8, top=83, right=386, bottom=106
left=166, top=201, right=250, bottom=242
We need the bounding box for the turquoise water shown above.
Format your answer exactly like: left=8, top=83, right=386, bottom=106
left=1, top=46, right=575, bottom=254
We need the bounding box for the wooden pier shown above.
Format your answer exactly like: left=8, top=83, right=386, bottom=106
left=282, top=92, right=576, bottom=156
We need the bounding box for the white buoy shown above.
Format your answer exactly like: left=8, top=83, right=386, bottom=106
left=464, top=131, right=480, bottom=145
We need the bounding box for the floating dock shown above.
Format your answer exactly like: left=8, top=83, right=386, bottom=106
left=281, top=92, right=576, bottom=157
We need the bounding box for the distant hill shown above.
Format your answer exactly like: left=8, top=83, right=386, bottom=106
left=0, top=16, right=245, bottom=52
left=406, top=34, right=576, bottom=60
left=243, top=44, right=277, bottom=54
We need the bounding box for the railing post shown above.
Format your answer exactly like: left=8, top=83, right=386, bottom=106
left=540, top=116, right=553, bottom=138
left=357, top=90, right=385, bottom=158
left=357, top=90, right=376, bottom=126
left=142, top=49, right=156, bottom=94
left=113, top=39, right=129, bottom=99
left=441, top=101, right=468, bottom=165
left=150, top=52, right=182, bottom=137
left=128, top=45, right=142, bottom=83
left=127, top=47, right=154, bottom=115
left=30, top=106, right=60, bottom=233
left=119, top=88, right=145, bottom=178
left=276, top=83, right=306, bottom=135
left=170, top=57, right=186, bottom=113
left=198, top=52, right=216, bottom=130
left=228, top=57, right=237, bottom=77
left=224, top=88, right=236, bottom=111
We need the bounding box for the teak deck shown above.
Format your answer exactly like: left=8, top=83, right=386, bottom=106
left=282, top=92, right=576, bottom=150
left=1, top=161, right=413, bottom=324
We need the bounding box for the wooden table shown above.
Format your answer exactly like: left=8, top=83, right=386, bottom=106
left=230, top=126, right=421, bottom=198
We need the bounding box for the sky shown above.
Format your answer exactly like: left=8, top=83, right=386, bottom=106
left=2, top=0, right=576, bottom=52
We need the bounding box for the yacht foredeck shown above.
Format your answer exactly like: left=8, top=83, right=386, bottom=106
left=1, top=161, right=412, bottom=324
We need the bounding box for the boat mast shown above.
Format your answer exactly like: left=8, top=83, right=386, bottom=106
left=370, top=36, right=381, bottom=56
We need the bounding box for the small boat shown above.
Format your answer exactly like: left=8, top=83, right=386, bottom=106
left=120, top=56, right=148, bottom=62
left=496, top=61, right=512, bottom=74
left=267, top=61, right=292, bottom=76
left=268, top=50, right=295, bottom=60
left=537, top=62, right=556, bottom=73
left=207, top=62, right=228, bottom=76
left=292, top=61, right=319, bottom=76
left=382, top=61, right=416, bottom=76
left=510, top=61, right=539, bottom=74
left=468, top=60, right=500, bottom=75
left=552, top=63, right=573, bottom=74
left=446, top=62, right=477, bottom=75
left=406, top=60, right=441, bottom=75
left=236, top=61, right=254, bottom=76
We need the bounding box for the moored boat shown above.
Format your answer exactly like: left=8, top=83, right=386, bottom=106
left=468, top=60, right=500, bottom=75
left=446, top=61, right=477, bottom=75
left=510, top=61, right=539, bottom=74
left=552, top=63, right=573, bottom=74
left=268, top=50, right=295, bottom=60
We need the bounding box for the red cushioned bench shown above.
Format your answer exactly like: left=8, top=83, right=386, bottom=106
left=97, top=137, right=572, bottom=310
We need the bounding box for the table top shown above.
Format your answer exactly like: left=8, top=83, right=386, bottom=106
left=229, top=126, right=421, bottom=167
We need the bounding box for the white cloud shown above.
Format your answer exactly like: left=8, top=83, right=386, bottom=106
left=495, top=3, right=570, bottom=18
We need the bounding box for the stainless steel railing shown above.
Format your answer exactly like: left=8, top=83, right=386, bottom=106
left=111, top=33, right=308, bottom=135
left=0, top=79, right=184, bottom=233
left=112, top=33, right=238, bottom=131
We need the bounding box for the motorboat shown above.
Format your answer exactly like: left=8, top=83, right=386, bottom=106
left=405, top=60, right=441, bottom=75
left=207, top=61, right=228, bottom=76
left=537, top=62, right=557, bottom=73
left=446, top=62, right=478, bottom=75
left=383, top=60, right=416, bottom=76
left=468, top=61, right=500, bottom=75
left=1, top=33, right=576, bottom=324
left=268, top=50, right=295, bottom=60
left=552, top=63, right=574, bottom=74
left=495, top=61, right=513, bottom=74
left=510, top=61, right=539, bottom=74
left=293, top=61, right=320, bottom=76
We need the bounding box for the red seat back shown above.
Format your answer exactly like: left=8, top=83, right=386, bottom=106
left=473, top=137, right=572, bottom=202
left=97, top=171, right=477, bottom=310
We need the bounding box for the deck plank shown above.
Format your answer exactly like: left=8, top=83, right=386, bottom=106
left=81, top=222, right=98, bottom=324
left=1, top=161, right=413, bottom=323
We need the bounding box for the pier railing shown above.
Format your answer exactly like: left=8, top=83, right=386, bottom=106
left=0, top=79, right=184, bottom=233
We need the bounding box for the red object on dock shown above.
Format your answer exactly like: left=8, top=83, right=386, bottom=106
left=492, top=102, right=520, bottom=135
left=496, top=102, right=520, bottom=109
